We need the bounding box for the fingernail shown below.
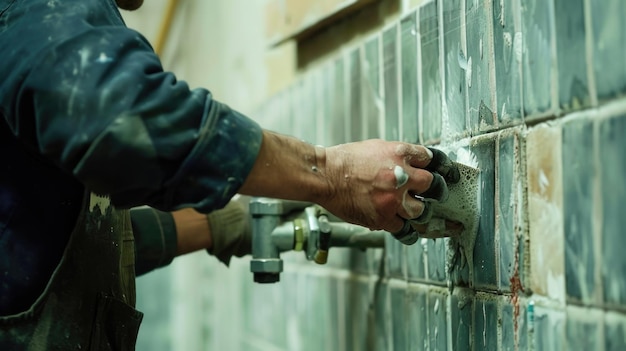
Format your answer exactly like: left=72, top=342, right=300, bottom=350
left=425, top=146, right=433, bottom=160
left=413, top=194, right=425, bottom=202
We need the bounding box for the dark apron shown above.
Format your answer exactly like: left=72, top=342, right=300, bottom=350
left=0, top=192, right=143, bottom=351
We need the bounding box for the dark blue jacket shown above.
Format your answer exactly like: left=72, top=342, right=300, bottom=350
left=0, top=0, right=262, bottom=315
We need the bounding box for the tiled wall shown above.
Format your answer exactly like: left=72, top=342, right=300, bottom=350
left=231, top=0, right=626, bottom=350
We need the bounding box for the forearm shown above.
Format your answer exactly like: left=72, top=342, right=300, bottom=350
left=133, top=201, right=251, bottom=273
left=172, top=208, right=212, bottom=256
left=132, top=207, right=212, bottom=276
left=239, top=130, right=454, bottom=233
left=238, top=130, right=333, bottom=204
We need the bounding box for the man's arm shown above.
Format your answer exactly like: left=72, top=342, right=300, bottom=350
left=239, top=130, right=445, bottom=233
left=14, top=23, right=455, bottom=236
left=171, top=208, right=212, bottom=256
left=133, top=128, right=461, bottom=272
left=132, top=207, right=212, bottom=275
left=173, top=201, right=250, bottom=265
left=133, top=201, right=250, bottom=274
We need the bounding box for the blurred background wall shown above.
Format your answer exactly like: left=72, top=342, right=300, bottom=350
left=123, top=0, right=626, bottom=350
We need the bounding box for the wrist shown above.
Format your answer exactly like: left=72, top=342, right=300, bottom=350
left=206, top=200, right=252, bottom=265
left=239, top=131, right=336, bottom=205
left=172, top=208, right=212, bottom=255
left=310, top=144, right=335, bottom=205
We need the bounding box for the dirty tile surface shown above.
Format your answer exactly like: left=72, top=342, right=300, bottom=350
left=161, top=0, right=626, bottom=350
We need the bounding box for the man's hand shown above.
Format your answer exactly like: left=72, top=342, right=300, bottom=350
left=205, top=199, right=251, bottom=265
left=321, top=140, right=459, bottom=233
left=239, top=131, right=459, bottom=237
left=172, top=199, right=251, bottom=266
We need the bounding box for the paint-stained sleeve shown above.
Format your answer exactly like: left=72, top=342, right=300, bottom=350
left=12, top=27, right=263, bottom=213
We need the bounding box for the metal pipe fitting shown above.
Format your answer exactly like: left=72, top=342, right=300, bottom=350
left=249, top=198, right=310, bottom=283
left=249, top=198, right=387, bottom=283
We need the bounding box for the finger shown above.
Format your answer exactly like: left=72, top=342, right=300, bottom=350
left=402, top=167, right=434, bottom=194
left=398, top=191, right=426, bottom=219
left=418, top=172, right=449, bottom=202
left=385, top=214, right=408, bottom=233
left=391, top=219, right=420, bottom=245
left=409, top=219, right=463, bottom=239
left=395, top=144, right=433, bottom=168
left=410, top=201, right=433, bottom=223
left=425, top=147, right=460, bottom=183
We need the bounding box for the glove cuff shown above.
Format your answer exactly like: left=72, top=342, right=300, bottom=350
left=206, top=201, right=251, bottom=266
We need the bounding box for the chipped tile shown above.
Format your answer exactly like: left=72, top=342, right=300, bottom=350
left=526, top=123, right=565, bottom=302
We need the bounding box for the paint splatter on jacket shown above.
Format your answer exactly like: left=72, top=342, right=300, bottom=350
left=0, top=0, right=262, bottom=315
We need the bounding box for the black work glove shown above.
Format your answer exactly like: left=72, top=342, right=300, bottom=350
left=391, top=147, right=460, bottom=245
left=206, top=200, right=252, bottom=266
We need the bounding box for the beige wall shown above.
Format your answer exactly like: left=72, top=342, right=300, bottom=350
left=120, top=0, right=414, bottom=119
left=122, top=0, right=290, bottom=118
